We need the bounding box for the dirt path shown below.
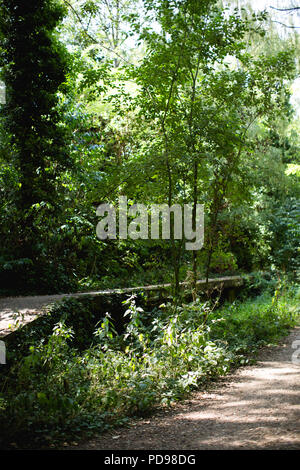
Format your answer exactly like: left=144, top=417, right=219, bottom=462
left=71, top=327, right=300, bottom=450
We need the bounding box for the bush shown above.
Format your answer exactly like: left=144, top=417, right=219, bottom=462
left=208, top=291, right=299, bottom=362
left=241, top=271, right=278, bottom=298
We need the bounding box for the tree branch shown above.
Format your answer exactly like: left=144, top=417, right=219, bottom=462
left=269, top=6, right=300, bottom=12
left=62, top=0, right=131, bottom=65
left=272, top=20, right=300, bottom=28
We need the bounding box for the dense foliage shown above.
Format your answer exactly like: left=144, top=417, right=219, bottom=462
left=0, top=0, right=74, bottom=292
left=0, top=0, right=298, bottom=294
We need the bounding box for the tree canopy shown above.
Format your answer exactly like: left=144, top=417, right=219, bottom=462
left=0, top=0, right=299, bottom=295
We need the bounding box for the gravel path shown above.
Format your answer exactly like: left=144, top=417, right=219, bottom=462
left=72, top=327, right=300, bottom=450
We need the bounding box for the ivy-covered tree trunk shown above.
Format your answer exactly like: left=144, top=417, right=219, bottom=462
left=0, top=0, right=71, bottom=261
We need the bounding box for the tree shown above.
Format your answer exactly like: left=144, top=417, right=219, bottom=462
left=270, top=4, right=300, bottom=29
left=0, top=0, right=71, bottom=287
left=61, top=0, right=139, bottom=66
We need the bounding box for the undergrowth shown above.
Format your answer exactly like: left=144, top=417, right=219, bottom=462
left=0, top=283, right=298, bottom=448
